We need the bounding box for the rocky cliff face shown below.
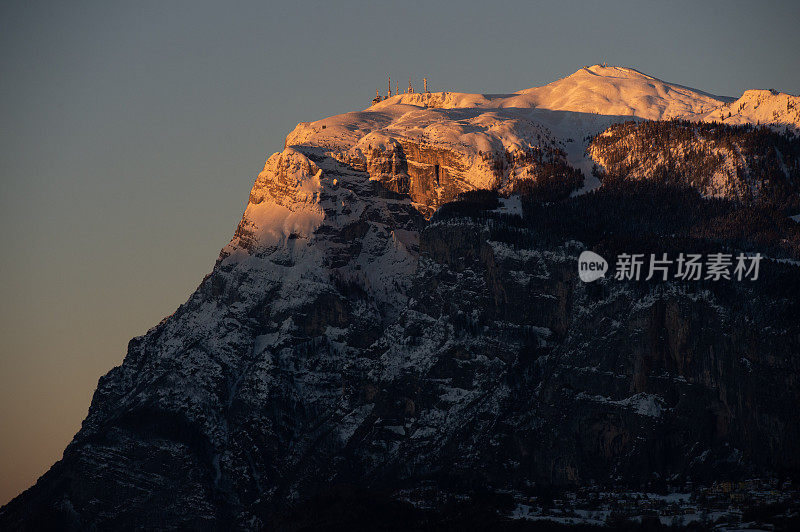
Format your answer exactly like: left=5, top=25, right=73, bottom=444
left=589, top=120, right=800, bottom=203
left=2, top=66, right=800, bottom=529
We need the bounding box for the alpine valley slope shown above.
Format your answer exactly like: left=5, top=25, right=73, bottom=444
left=2, top=66, right=799, bottom=529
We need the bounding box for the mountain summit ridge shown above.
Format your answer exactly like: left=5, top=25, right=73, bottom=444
left=279, top=65, right=797, bottom=212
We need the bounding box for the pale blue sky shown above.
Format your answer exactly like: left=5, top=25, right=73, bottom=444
left=1, top=0, right=798, bottom=505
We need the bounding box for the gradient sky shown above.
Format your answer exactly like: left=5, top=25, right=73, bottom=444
left=1, top=0, right=798, bottom=505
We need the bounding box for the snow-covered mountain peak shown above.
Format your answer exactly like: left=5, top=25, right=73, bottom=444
left=364, top=65, right=729, bottom=120
left=5, top=63, right=800, bottom=529
left=581, top=64, right=657, bottom=80
left=236, top=66, right=799, bottom=256
left=275, top=67, right=753, bottom=214
left=694, top=88, right=800, bottom=131
left=514, top=65, right=732, bottom=120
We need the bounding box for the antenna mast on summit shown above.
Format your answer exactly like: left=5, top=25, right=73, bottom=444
left=423, top=78, right=428, bottom=93
left=387, top=75, right=392, bottom=98
left=408, top=77, right=414, bottom=94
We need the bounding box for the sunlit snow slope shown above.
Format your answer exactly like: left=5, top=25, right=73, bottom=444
left=231, top=64, right=796, bottom=251
left=693, top=89, right=800, bottom=131
left=277, top=65, right=797, bottom=202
